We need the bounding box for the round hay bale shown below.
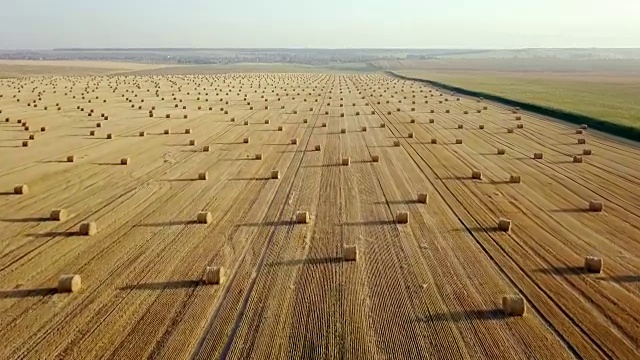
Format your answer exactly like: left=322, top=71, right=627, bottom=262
left=517, top=123, right=524, bottom=129
left=342, top=157, right=350, bottom=166
left=584, top=256, right=603, bottom=273
left=407, top=132, right=414, bottom=138
left=393, top=140, right=401, bottom=147
left=498, top=218, right=511, bottom=232
left=185, top=128, right=192, bottom=134
left=264, top=119, right=270, bottom=124
left=271, top=170, right=280, bottom=179
left=189, top=139, right=197, bottom=146
left=430, top=110, right=435, bottom=113
left=343, top=245, right=357, bottom=262
left=255, top=153, right=263, bottom=160
left=573, top=155, right=583, bottom=163
left=507, top=128, right=514, bottom=133
left=303, top=119, right=308, bottom=124
left=277, top=126, right=283, bottom=131
left=515, top=116, right=522, bottom=120
left=184, top=114, right=188, bottom=119
left=497, top=148, right=506, bottom=155
left=509, top=175, right=522, bottom=184
left=341, top=128, right=347, bottom=134
left=578, top=138, right=586, bottom=144
left=164, top=129, right=170, bottom=135
left=314, top=144, right=321, bottom=151
left=396, top=211, right=409, bottom=224
left=50, top=209, right=68, bottom=221
left=79, top=222, right=98, bottom=236
left=24, top=125, right=30, bottom=131
left=445, top=109, right=450, bottom=114
left=410, top=119, right=416, bottom=124
left=14, top=184, right=29, bottom=194
left=295, top=211, right=309, bottom=224
left=417, top=193, right=429, bottom=204
left=325, top=111, right=329, bottom=115
left=290, top=138, right=298, bottom=145
left=203, top=145, right=211, bottom=152
left=67, top=155, right=76, bottom=162
left=583, top=149, right=592, bottom=155
left=321, top=122, right=327, bottom=127
left=588, top=200, right=603, bottom=212
left=120, top=157, right=130, bottom=165
left=576, top=129, right=583, bottom=134
left=29, top=134, right=35, bottom=140
left=362, top=126, right=367, bottom=132
left=471, top=170, right=482, bottom=180
left=243, top=137, right=250, bottom=144
left=457, top=124, right=464, bottom=129
left=166, top=114, right=171, bottom=118
left=464, top=110, right=469, bottom=115
left=502, top=295, right=526, bottom=316
left=58, top=275, right=81, bottom=293
left=139, top=131, right=146, bottom=137
left=483, top=106, right=488, bottom=110
left=243, top=120, right=249, bottom=126
left=22, top=140, right=30, bottom=147
left=197, top=211, right=212, bottom=224
left=455, top=138, right=463, bottom=144
left=106, top=133, right=113, bottom=139
left=40, top=126, right=47, bottom=132
left=380, top=123, right=386, bottom=128
left=198, top=171, right=209, bottom=180
left=203, top=266, right=223, bottom=285
left=371, top=154, right=380, bottom=163
left=533, top=153, right=543, bottom=160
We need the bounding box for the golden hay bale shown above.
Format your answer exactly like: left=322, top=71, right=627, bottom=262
left=343, top=245, right=358, bottom=262
left=325, top=111, right=329, bottom=115
left=371, top=154, right=380, bottom=162
left=342, top=157, right=351, bottom=166
left=471, top=170, right=482, bottom=180
left=255, top=153, right=263, bottom=160
left=515, top=116, right=522, bottom=120
left=498, top=218, right=511, bottom=232
left=464, top=110, right=469, bottom=115
left=290, top=138, right=298, bottom=145
left=509, top=175, right=522, bottom=184
left=277, top=126, right=283, bottom=131
left=321, top=122, right=327, bottom=127
left=502, top=295, right=526, bottom=316
left=457, top=124, right=464, bottom=129
left=583, top=149, right=592, bottom=155
left=295, top=211, right=309, bottom=224
left=410, top=119, right=416, bottom=124
left=40, top=126, right=47, bottom=132
left=29, top=134, right=36, bottom=140
left=67, top=155, right=76, bottom=163
left=417, top=193, right=429, bottom=204
left=139, top=131, right=146, bottom=137
left=430, top=110, right=435, bottom=113
left=243, top=120, right=249, bottom=126
left=198, top=171, right=209, bottom=180
left=264, top=119, right=270, bottom=124
left=314, top=144, right=321, bottom=151
left=455, top=138, right=463, bottom=144
left=576, top=129, right=583, bottom=134
left=497, top=148, right=506, bottom=155
left=58, top=275, right=82, bottom=293
left=584, top=256, right=603, bottom=273
left=183, top=114, right=188, bottom=119
left=120, top=157, right=130, bottom=165
left=14, top=184, right=29, bottom=194
left=533, top=152, right=543, bottom=160
left=517, top=123, right=524, bottom=129
left=50, top=208, right=69, bottom=221
left=271, top=170, right=280, bottom=179
left=361, top=126, right=367, bottom=132
left=243, top=137, right=250, bottom=144
left=392, top=140, right=401, bottom=147
left=588, top=200, right=604, bottom=212
left=408, top=132, right=414, bottom=138
left=303, top=118, right=308, bottom=124
left=197, top=211, right=212, bottom=224
left=79, top=222, right=98, bottom=236
left=339, top=128, right=347, bottom=134
left=185, top=128, right=192, bottom=134
left=203, top=266, right=223, bottom=285
left=203, top=145, right=211, bottom=152
left=445, top=109, right=450, bottom=114
left=106, top=133, right=113, bottom=139
left=22, top=140, right=30, bottom=147
left=396, top=211, right=409, bottom=224
left=573, top=155, right=583, bottom=163
left=507, top=128, right=514, bottom=133
left=578, top=138, right=586, bottom=144
left=164, top=129, right=171, bottom=135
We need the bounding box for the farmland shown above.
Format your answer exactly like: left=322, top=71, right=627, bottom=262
left=0, top=72, right=639, bottom=359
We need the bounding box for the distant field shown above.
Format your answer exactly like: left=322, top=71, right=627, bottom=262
left=0, top=60, right=169, bottom=77
left=391, top=67, right=640, bottom=129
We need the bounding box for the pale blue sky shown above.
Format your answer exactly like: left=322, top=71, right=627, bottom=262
left=1, top=0, right=639, bottom=49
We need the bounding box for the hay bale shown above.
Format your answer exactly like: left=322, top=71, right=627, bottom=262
left=380, top=123, right=386, bottom=128
left=396, top=211, right=409, bottom=224
left=584, top=256, right=603, bottom=273
left=58, top=275, right=81, bottom=293
left=340, top=128, right=347, bottom=134
left=271, top=170, right=280, bottom=179
left=497, top=218, right=511, bottom=232
left=29, top=134, right=35, bottom=140
left=40, top=126, right=47, bottom=132
left=343, top=245, right=357, bottom=261
left=361, top=126, right=367, bottom=132
left=580, top=124, right=588, bottom=130
left=277, top=126, right=283, bottom=131
left=533, top=152, right=543, bottom=159
left=265, top=119, right=270, bottom=124
left=321, top=122, right=327, bottom=127
left=67, top=155, right=76, bottom=163
left=203, top=266, right=223, bottom=284
left=407, top=132, right=414, bottom=138
left=410, top=119, right=416, bottom=124
left=455, top=138, right=463, bottom=144
left=429, top=138, right=437, bottom=144
left=295, top=211, right=309, bottom=224
left=198, top=171, right=209, bottom=180
left=457, top=124, right=464, bottom=129
left=464, top=110, right=469, bottom=115
left=497, top=148, right=506, bottom=155
left=164, top=129, right=171, bottom=135
left=515, top=116, right=522, bottom=120
left=290, top=138, right=298, bottom=145
left=185, top=128, right=192, bottom=134
left=471, top=170, right=482, bottom=180
left=50, top=209, right=68, bottom=221
left=573, top=155, right=583, bottom=163
left=507, top=128, right=514, bottom=133
left=139, top=131, right=146, bottom=137
left=197, top=211, right=212, bottom=224
left=578, top=138, right=586, bottom=144
left=583, top=149, right=592, bottom=155
left=588, top=200, right=603, bottom=212
left=315, top=144, right=321, bottom=151
left=509, top=175, right=522, bottom=184
left=255, top=153, right=263, bottom=160
left=22, top=140, right=30, bottom=147
left=342, top=157, right=351, bottom=166
left=79, top=222, right=98, bottom=236
left=106, top=133, right=113, bottom=139
left=243, top=137, right=250, bottom=144
left=483, top=106, right=488, bottom=110
left=14, top=184, right=29, bottom=194
left=166, top=114, right=171, bottom=118
left=517, top=123, right=524, bottom=129
left=445, top=109, right=450, bottom=114
left=120, top=157, right=131, bottom=165
left=502, top=295, right=526, bottom=316
left=393, top=140, right=401, bottom=147
left=203, top=145, right=211, bottom=152
left=417, top=193, right=429, bottom=204
left=371, top=155, right=380, bottom=162
left=325, top=111, right=329, bottom=115
left=576, top=129, right=583, bottom=134
left=243, top=120, right=249, bottom=126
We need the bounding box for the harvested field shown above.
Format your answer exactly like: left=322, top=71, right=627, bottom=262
left=0, top=73, right=639, bottom=359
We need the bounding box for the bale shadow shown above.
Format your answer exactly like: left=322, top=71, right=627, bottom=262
left=478, top=180, right=511, bottom=185
left=228, top=177, right=270, bottom=181
left=606, top=275, right=640, bottom=283
left=415, top=309, right=506, bottom=323
left=301, top=164, right=344, bottom=168
left=0, top=287, right=58, bottom=299
left=452, top=226, right=502, bottom=234
left=93, top=162, right=122, bottom=166
left=374, top=200, right=417, bottom=205
left=119, top=280, right=200, bottom=291
left=438, top=176, right=475, bottom=181
left=1, top=216, right=50, bottom=223
left=0, top=145, right=21, bottom=148
left=237, top=220, right=296, bottom=228
left=38, top=160, right=69, bottom=164
left=341, top=220, right=396, bottom=227
left=161, top=178, right=197, bottom=182
left=0, top=192, right=17, bottom=196
left=548, top=209, right=589, bottom=214
left=266, top=256, right=344, bottom=268
left=135, top=220, right=197, bottom=227
left=535, top=265, right=585, bottom=276
left=27, top=231, right=81, bottom=238
left=277, top=150, right=307, bottom=154
left=180, top=149, right=201, bottom=153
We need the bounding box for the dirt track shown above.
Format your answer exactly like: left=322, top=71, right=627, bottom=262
left=0, top=73, right=638, bottom=359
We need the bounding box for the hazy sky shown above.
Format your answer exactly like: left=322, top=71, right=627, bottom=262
left=1, top=0, right=639, bottom=49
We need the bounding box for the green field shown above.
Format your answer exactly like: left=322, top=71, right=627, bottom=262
left=395, top=69, right=640, bottom=129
